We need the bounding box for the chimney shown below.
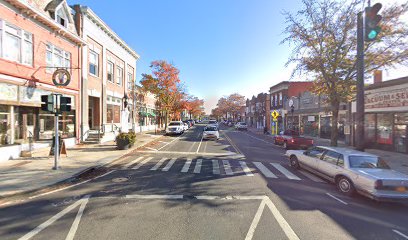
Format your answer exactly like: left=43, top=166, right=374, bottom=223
left=373, top=70, right=382, bottom=84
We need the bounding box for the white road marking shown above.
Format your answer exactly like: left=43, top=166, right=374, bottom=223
left=162, top=158, right=176, bottom=171
left=194, top=159, right=202, bottom=173
left=253, top=162, right=277, bottom=178
left=326, top=193, right=348, bottom=205
left=145, top=147, right=158, bottom=151
left=222, top=160, right=233, bottom=175
left=157, top=133, right=184, bottom=151
left=212, top=160, right=220, bottom=174
left=65, top=196, right=90, bottom=240
left=196, top=135, right=203, bottom=153
left=126, top=194, right=183, bottom=199
left=136, top=150, right=238, bottom=156
left=393, top=229, right=408, bottom=239
left=240, top=161, right=254, bottom=176
left=150, top=157, right=167, bottom=170
left=18, top=195, right=91, bottom=240
left=132, top=157, right=153, bottom=169
left=245, top=199, right=266, bottom=240
left=181, top=158, right=192, bottom=172
left=298, top=169, right=325, bottom=183
left=264, top=197, right=300, bottom=240
left=123, top=156, right=145, bottom=169
left=158, top=141, right=168, bottom=144
left=270, top=163, right=301, bottom=180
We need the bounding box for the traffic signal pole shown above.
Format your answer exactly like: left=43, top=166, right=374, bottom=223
left=53, top=94, right=61, bottom=170
left=356, top=12, right=365, bottom=151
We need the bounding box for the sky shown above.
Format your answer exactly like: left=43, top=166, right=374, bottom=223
left=69, top=0, right=407, bottom=114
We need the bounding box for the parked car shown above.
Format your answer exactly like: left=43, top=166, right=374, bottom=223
left=274, top=129, right=314, bottom=150
left=209, top=119, right=218, bottom=127
left=235, top=122, right=248, bottom=130
left=183, top=120, right=191, bottom=128
left=203, top=125, right=220, bottom=140
left=286, top=146, right=408, bottom=201
left=183, top=123, right=189, bottom=131
left=165, top=121, right=184, bottom=135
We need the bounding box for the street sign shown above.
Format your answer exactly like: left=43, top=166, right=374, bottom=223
left=289, top=99, right=294, bottom=107
left=52, top=69, right=71, bottom=87
left=271, top=110, right=279, bottom=119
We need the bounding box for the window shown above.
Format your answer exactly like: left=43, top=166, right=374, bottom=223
left=127, top=72, right=133, bottom=90
left=322, top=151, right=341, bottom=165
left=337, top=155, right=344, bottom=167
left=0, top=21, right=33, bottom=65
left=56, top=8, right=68, bottom=27
left=116, top=66, right=123, bottom=85
left=279, top=92, right=283, bottom=105
left=274, top=94, right=278, bottom=106
left=306, top=147, right=325, bottom=159
left=349, top=156, right=390, bottom=169
left=89, top=50, right=98, bottom=76
left=107, top=61, right=114, bottom=82
left=45, top=43, right=71, bottom=73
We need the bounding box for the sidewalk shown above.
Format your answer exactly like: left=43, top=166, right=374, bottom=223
left=0, top=132, right=162, bottom=199
left=247, top=127, right=408, bottom=176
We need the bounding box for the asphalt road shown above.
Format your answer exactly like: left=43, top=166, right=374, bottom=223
left=1, top=123, right=408, bottom=240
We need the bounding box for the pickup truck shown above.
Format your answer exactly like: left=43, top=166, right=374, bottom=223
left=273, top=130, right=314, bottom=150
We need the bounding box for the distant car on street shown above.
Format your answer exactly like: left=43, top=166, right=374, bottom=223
left=286, top=146, right=408, bottom=201
left=203, top=125, right=220, bottom=140
left=165, top=121, right=184, bottom=135
left=208, top=119, right=218, bottom=127
left=235, top=122, right=248, bottom=130
left=274, top=129, right=314, bottom=150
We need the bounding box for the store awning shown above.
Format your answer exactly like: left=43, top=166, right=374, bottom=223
left=149, top=112, right=156, bottom=117
left=139, top=112, right=148, bottom=117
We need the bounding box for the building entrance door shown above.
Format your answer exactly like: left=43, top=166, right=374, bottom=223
left=394, top=125, right=407, bottom=153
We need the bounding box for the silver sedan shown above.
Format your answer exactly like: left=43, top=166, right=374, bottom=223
left=286, top=146, right=408, bottom=201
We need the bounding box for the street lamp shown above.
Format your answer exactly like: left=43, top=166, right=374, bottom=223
left=123, top=93, right=129, bottom=109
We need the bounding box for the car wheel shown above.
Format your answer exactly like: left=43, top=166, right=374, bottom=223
left=283, top=141, right=288, bottom=149
left=337, top=177, right=355, bottom=196
left=289, top=156, right=300, bottom=169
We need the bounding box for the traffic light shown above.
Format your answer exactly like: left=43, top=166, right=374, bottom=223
left=365, top=3, right=382, bottom=41
left=41, top=95, right=54, bottom=112
left=60, top=96, right=72, bottom=112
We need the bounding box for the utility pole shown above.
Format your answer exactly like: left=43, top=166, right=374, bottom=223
left=355, top=11, right=365, bottom=151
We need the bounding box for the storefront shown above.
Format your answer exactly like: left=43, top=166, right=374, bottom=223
left=300, top=115, right=318, bottom=137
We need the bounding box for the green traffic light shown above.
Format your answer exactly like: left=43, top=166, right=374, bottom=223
left=367, top=30, right=378, bottom=40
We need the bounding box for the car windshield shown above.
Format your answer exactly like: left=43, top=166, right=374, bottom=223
left=205, top=127, right=218, bottom=131
left=240, top=122, right=246, bottom=125
left=168, top=122, right=181, bottom=126
left=349, top=156, right=390, bottom=169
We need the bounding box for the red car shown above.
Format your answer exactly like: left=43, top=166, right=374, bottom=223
left=273, top=130, right=314, bottom=150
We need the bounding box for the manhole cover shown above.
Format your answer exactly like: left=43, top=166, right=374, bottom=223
left=112, top=177, right=128, bottom=183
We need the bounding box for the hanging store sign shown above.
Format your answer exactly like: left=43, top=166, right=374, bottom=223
left=365, top=84, right=408, bottom=110
left=52, top=69, right=71, bottom=87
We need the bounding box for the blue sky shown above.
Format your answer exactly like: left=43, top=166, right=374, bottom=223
left=68, top=0, right=407, bottom=113
left=69, top=0, right=304, bottom=113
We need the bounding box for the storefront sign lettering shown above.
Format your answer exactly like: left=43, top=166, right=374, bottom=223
left=365, top=86, right=408, bottom=109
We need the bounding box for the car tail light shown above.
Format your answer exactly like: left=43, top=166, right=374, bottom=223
left=374, top=180, right=383, bottom=189
left=291, top=139, right=295, bottom=143
left=311, top=140, right=314, bottom=145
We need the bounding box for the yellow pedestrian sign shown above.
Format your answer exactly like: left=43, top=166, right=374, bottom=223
left=271, top=110, right=279, bottom=119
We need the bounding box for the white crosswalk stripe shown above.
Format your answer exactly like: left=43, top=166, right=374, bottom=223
left=239, top=161, right=254, bottom=176
left=194, top=159, right=202, bottom=173
left=122, top=156, right=145, bottom=169
left=181, top=158, right=192, bottom=173
left=222, top=160, right=233, bottom=175
left=212, top=160, right=220, bottom=174
left=270, top=163, right=301, bottom=180
left=132, top=157, right=153, bottom=169
left=150, top=157, right=167, bottom=170
left=162, top=158, right=176, bottom=171
left=253, top=162, right=277, bottom=178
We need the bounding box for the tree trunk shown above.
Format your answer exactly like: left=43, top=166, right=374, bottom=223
left=330, top=101, right=340, bottom=146
left=165, top=110, right=169, bottom=130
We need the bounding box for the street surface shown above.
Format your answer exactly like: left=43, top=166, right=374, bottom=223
left=1, top=123, right=408, bottom=240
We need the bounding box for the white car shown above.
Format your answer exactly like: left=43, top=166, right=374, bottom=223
left=203, top=125, right=220, bottom=140
left=208, top=119, right=218, bottom=127
left=165, top=121, right=184, bottom=135
left=183, top=123, right=189, bottom=131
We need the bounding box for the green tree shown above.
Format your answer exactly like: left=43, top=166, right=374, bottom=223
left=282, top=0, right=408, bottom=146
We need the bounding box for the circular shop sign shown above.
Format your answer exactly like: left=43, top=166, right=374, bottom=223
left=52, top=69, right=71, bottom=87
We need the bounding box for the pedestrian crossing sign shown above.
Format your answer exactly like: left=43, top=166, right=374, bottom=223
left=271, top=110, right=279, bottom=119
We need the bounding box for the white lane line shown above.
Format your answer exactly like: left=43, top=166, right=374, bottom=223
left=150, top=157, right=167, bottom=170
left=326, top=193, right=348, bottom=205
left=181, top=158, right=192, bottom=173
left=18, top=195, right=91, bottom=240
left=193, top=159, right=202, bottom=173
left=65, top=196, right=90, bottom=240
left=136, top=150, right=238, bottom=156
left=270, top=163, right=301, bottom=180
left=196, top=135, right=204, bottom=153
left=393, top=229, right=408, bottom=239
left=245, top=199, right=266, bottom=240
left=162, top=158, right=176, bottom=171
left=222, top=160, right=233, bottom=175
left=253, top=162, right=277, bottom=178
left=132, top=157, right=153, bottom=169
left=240, top=161, right=254, bottom=176
left=298, top=169, right=325, bottom=183
left=145, top=147, right=158, bottom=151
left=264, top=197, right=300, bottom=240
left=157, top=133, right=183, bottom=151
left=194, top=195, right=267, bottom=200
left=126, top=194, right=183, bottom=199
left=158, top=141, right=168, bottom=144
left=123, top=156, right=145, bottom=169
left=212, top=160, right=220, bottom=174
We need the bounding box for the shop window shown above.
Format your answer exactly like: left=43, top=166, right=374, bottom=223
left=0, top=106, right=9, bottom=145
left=59, top=111, right=75, bottom=138
left=395, top=113, right=408, bottom=125
left=364, top=114, right=376, bottom=144
left=376, top=113, right=393, bottom=145
left=39, top=111, right=54, bottom=140
left=107, top=105, right=113, bottom=123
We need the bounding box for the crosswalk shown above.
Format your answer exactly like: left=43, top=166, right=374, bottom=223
left=118, top=156, right=325, bottom=182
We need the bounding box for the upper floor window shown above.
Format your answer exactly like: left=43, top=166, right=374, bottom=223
left=46, top=43, right=71, bottom=73
left=56, top=8, right=68, bottom=28
left=107, top=61, right=114, bottom=82
left=279, top=92, right=283, bottom=105
left=0, top=20, right=33, bottom=66
left=274, top=94, right=278, bottom=106
left=89, top=50, right=99, bottom=76
left=116, top=66, right=123, bottom=85
left=127, top=72, right=133, bottom=90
